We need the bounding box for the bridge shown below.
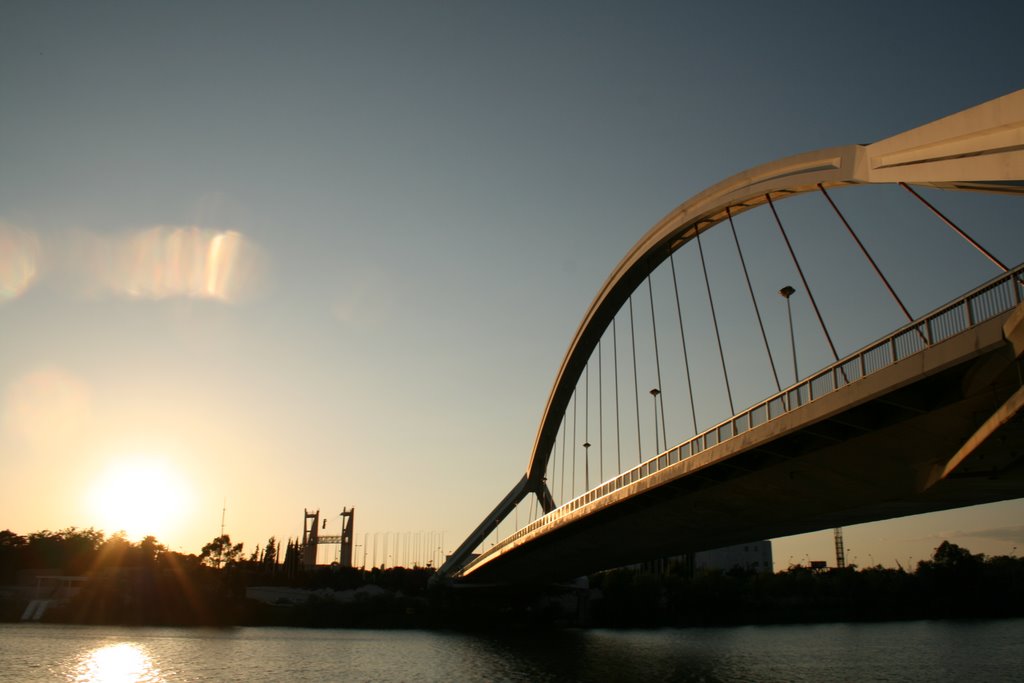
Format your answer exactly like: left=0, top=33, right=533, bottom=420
left=439, top=89, right=1024, bottom=584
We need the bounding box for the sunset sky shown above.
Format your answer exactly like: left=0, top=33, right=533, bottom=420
left=2, top=1, right=1023, bottom=571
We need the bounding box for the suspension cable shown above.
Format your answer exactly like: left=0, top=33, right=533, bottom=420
left=613, top=318, right=622, bottom=474
left=584, top=361, right=590, bottom=490
left=598, top=339, right=604, bottom=483
left=549, top=440, right=558, bottom=508
left=669, top=252, right=698, bottom=434
left=727, top=206, right=781, bottom=393
left=571, top=389, right=578, bottom=498
left=695, top=228, right=736, bottom=415
left=820, top=184, right=915, bottom=322
left=659, top=388, right=667, bottom=455
left=629, top=296, right=643, bottom=463
left=647, top=275, right=669, bottom=452
left=767, top=193, right=841, bottom=363
left=560, top=411, right=567, bottom=503
left=900, top=182, right=1008, bottom=272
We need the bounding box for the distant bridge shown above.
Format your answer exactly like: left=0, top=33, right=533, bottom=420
left=440, top=89, right=1024, bottom=583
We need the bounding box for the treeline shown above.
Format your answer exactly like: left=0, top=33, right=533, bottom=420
left=3, top=528, right=1022, bottom=628
left=588, top=541, right=1024, bottom=627
left=0, top=527, right=436, bottom=627
left=1, top=528, right=169, bottom=580
left=1, top=528, right=239, bottom=625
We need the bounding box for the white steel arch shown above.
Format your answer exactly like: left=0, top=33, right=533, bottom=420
left=440, top=88, right=1024, bottom=579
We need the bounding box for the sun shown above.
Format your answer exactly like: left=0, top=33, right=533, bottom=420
left=89, top=458, right=192, bottom=542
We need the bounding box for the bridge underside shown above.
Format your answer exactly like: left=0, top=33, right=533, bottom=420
left=463, top=308, right=1024, bottom=584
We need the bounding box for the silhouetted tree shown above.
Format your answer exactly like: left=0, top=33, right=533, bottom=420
left=24, top=528, right=105, bottom=574
left=0, top=530, right=27, bottom=581
left=136, top=535, right=165, bottom=565
left=263, top=537, right=278, bottom=570
left=0, top=530, right=26, bottom=549
left=283, top=538, right=300, bottom=576
left=199, top=535, right=244, bottom=568
left=931, top=541, right=983, bottom=570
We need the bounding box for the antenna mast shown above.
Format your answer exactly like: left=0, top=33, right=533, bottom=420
left=834, top=527, right=846, bottom=569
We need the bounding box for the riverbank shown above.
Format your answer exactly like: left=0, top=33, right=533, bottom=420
left=4, top=532, right=1022, bottom=629
left=4, top=558, right=1023, bottom=630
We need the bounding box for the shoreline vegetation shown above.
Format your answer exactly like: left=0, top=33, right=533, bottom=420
left=2, top=528, right=1022, bottom=629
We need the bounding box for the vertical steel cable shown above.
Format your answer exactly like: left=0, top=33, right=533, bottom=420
left=900, top=182, right=1008, bottom=272
left=695, top=228, right=736, bottom=415
left=598, top=339, right=604, bottom=482
left=584, top=362, right=590, bottom=490
left=767, top=193, right=841, bottom=363
left=727, top=206, right=781, bottom=393
left=613, top=318, right=622, bottom=474
left=629, top=297, right=643, bottom=463
left=669, top=252, right=698, bottom=434
left=549, top=441, right=558, bottom=507
left=559, top=413, right=567, bottom=503
left=572, top=390, right=578, bottom=498
left=647, top=275, right=669, bottom=451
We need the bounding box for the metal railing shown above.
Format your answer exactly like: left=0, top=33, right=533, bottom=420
left=460, top=264, right=1024, bottom=576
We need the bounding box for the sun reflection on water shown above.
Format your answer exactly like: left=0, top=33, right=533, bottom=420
left=69, top=642, right=162, bottom=683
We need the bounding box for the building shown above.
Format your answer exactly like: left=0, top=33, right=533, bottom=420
left=694, top=541, right=773, bottom=574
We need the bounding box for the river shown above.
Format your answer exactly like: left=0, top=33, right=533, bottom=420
left=1, top=619, right=1021, bottom=682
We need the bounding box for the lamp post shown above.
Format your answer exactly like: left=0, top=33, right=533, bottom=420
left=779, top=285, right=797, bottom=384
left=650, top=388, right=661, bottom=454
left=583, top=441, right=591, bottom=490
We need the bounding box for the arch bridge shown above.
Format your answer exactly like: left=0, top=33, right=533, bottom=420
left=440, top=89, right=1024, bottom=584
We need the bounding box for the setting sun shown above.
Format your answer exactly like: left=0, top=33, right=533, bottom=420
left=88, top=459, right=192, bottom=541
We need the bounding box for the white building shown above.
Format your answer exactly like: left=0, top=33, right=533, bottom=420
left=695, top=541, right=773, bottom=574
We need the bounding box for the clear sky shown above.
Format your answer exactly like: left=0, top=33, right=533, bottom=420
left=1, top=1, right=1023, bottom=571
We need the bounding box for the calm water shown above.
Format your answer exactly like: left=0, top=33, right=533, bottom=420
left=1, top=620, right=1021, bottom=682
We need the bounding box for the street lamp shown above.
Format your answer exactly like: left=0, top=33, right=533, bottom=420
left=583, top=441, right=591, bottom=489
left=778, top=285, right=797, bottom=384
left=649, top=388, right=661, bottom=454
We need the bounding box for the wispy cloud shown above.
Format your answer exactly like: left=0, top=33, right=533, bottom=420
left=957, top=525, right=1024, bottom=545
left=905, top=525, right=1024, bottom=547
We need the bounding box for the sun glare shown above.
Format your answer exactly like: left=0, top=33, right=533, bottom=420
left=89, top=459, right=191, bottom=541
left=72, top=642, right=161, bottom=682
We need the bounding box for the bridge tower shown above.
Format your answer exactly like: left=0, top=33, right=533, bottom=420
left=333, top=508, right=356, bottom=568
left=301, top=507, right=357, bottom=568
left=301, top=509, right=320, bottom=568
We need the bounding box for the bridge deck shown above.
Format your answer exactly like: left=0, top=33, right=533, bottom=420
left=462, top=292, right=1024, bottom=583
